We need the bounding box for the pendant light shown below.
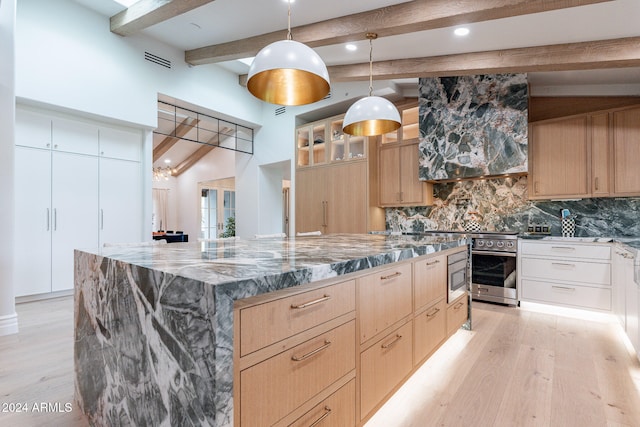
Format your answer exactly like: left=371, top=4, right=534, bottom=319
left=247, top=0, right=330, bottom=106
left=343, top=33, right=401, bottom=136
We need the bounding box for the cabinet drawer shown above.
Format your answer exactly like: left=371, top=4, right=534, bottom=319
left=240, top=280, right=355, bottom=356
left=520, top=241, right=611, bottom=260
left=360, top=321, right=413, bottom=419
left=521, top=279, right=611, bottom=311
left=447, top=295, right=468, bottom=337
left=413, top=254, right=447, bottom=311
left=520, top=257, right=611, bottom=286
left=414, top=299, right=446, bottom=364
left=358, top=263, right=413, bottom=343
left=240, top=320, right=356, bottom=427
left=288, top=379, right=355, bottom=427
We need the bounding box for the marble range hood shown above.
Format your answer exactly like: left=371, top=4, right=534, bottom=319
left=418, top=74, right=529, bottom=181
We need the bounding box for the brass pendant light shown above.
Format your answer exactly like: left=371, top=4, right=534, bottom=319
left=343, top=33, right=401, bottom=136
left=247, top=1, right=330, bottom=106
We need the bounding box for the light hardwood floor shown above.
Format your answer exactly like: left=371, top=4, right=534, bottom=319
left=1, top=297, right=639, bottom=427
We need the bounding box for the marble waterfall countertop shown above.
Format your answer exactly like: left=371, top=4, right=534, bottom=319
left=74, top=233, right=469, bottom=427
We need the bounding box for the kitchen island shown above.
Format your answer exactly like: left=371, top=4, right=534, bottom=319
left=74, top=233, right=469, bottom=427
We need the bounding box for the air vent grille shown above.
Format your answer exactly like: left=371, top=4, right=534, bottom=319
left=275, top=106, right=286, bottom=116
left=145, top=51, right=171, bottom=69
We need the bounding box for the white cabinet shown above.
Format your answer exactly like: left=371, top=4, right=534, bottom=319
left=518, top=240, right=612, bottom=311
left=14, top=107, right=143, bottom=298
left=99, top=158, right=142, bottom=246
left=613, top=246, right=639, bottom=359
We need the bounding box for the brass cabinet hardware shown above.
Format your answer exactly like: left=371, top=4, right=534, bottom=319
left=291, top=340, right=332, bottom=362
left=453, top=302, right=464, bottom=310
left=308, top=406, right=332, bottom=427
left=381, top=334, right=403, bottom=349
left=380, top=271, right=402, bottom=280
left=291, top=295, right=331, bottom=310
left=425, top=259, right=440, bottom=266
left=426, top=308, right=440, bottom=318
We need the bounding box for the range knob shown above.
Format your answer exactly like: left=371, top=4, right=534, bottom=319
left=485, top=240, right=494, bottom=248
left=496, top=241, right=505, bottom=248
left=506, top=241, right=516, bottom=249
left=475, top=240, right=485, bottom=248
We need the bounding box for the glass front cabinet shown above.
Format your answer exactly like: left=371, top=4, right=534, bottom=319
left=296, top=114, right=368, bottom=168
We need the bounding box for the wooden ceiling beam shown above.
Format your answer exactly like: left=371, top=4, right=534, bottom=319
left=153, top=117, right=198, bottom=162
left=185, top=0, right=612, bottom=65
left=327, top=36, right=640, bottom=82
left=111, top=0, right=216, bottom=37
left=171, top=128, right=232, bottom=177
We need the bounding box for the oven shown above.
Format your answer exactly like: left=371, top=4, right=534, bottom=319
left=471, top=233, right=518, bottom=306
left=448, top=249, right=469, bottom=303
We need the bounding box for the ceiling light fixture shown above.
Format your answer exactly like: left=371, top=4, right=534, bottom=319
left=345, top=44, right=357, bottom=52
left=454, top=27, right=470, bottom=36
left=342, top=33, right=401, bottom=137
left=247, top=0, right=330, bottom=106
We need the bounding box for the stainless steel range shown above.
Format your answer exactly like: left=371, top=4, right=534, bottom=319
left=471, top=232, right=518, bottom=306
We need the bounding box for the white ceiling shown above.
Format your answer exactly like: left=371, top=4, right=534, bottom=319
left=75, top=0, right=640, bottom=91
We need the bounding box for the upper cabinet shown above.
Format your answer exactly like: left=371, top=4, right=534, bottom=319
left=296, top=113, right=368, bottom=168
left=529, top=106, right=640, bottom=200
left=380, top=104, right=419, bottom=145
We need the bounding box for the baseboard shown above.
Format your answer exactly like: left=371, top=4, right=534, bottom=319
left=0, top=312, right=19, bottom=336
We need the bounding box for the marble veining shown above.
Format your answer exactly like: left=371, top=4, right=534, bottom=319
left=74, top=234, right=468, bottom=427
left=418, top=74, right=528, bottom=181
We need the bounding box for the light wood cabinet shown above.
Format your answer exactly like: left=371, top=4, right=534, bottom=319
left=446, top=294, right=468, bottom=337
left=529, top=116, right=589, bottom=199
left=287, top=379, right=356, bottom=427
left=296, top=122, right=327, bottom=168
left=379, top=143, right=433, bottom=206
left=360, top=320, right=413, bottom=419
left=358, top=263, right=413, bottom=344
left=414, top=299, right=446, bottom=364
left=529, top=105, right=640, bottom=200
left=413, top=253, right=447, bottom=311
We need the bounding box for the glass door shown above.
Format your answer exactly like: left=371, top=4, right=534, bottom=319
left=201, top=187, right=236, bottom=239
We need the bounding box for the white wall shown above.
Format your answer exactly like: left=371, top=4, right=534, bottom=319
left=0, top=0, right=17, bottom=336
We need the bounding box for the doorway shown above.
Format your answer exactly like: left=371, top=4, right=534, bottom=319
left=199, top=178, right=235, bottom=239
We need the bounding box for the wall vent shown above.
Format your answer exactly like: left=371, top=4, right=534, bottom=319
left=275, top=106, right=286, bottom=116
left=145, top=51, right=171, bottom=69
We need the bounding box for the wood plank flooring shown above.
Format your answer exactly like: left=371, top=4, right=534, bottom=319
left=1, top=297, right=639, bottom=427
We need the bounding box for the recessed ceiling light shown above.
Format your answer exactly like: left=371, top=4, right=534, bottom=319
left=345, top=44, right=357, bottom=52
left=454, top=27, right=470, bottom=36
left=164, top=159, right=171, bottom=164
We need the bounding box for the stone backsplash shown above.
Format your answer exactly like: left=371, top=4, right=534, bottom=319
left=418, top=74, right=528, bottom=181
left=386, top=176, right=640, bottom=238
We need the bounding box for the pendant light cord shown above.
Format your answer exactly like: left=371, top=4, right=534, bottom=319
left=287, top=0, right=292, bottom=40
left=366, top=33, right=377, bottom=97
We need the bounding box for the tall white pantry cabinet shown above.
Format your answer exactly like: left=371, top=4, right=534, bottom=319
left=14, top=107, right=143, bottom=298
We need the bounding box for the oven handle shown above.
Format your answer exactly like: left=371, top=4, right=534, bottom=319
left=472, top=250, right=517, bottom=257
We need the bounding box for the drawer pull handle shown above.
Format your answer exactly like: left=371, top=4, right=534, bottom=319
left=551, top=246, right=576, bottom=251
left=552, top=285, right=576, bottom=292
left=381, top=334, right=403, bottom=349
left=552, top=262, right=575, bottom=268
left=291, top=340, right=332, bottom=362
left=426, top=308, right=440, bottom=318
left=453, top=302, right=464, bottom=310
left=425, top=260, right=440, bottom=266
left=381, top=271, right=402, bottom=280
left=291, top=295, right=331, bottom=309
left=478, top=287, right=490, bottom=293
left=308, top=406, right=332, bottom=427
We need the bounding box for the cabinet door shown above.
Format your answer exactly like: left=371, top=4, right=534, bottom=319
left=327, top=162, right=367, bottom=234
left=51, top=152, right=99, bottom=292
left=624, top=256, right=639, bottom=353
left=414, top=254, right=447, bottom=311
left=295, top=168, right=326, bottom=234
left=590, top=113, right=610, bottom=196
left=99, top=158, right=142, bottom=246
left=612, top=250, right=627, bottom=328
left=15, top=109, right=51, bottom=149
left=414, top=299, right=446, bottom=364
left=99, top=127, right=141, bottom=161
left=379, top=146, right=400, bottom=205
left=399, top=143, right=424, bottom=205
left=613, top=108, right=640, bottom=196
left=529, top=117, right=589, bottom=199
left=14, top=147, right=52, bottom=297
left=52, top=117, right=99, bottom=156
